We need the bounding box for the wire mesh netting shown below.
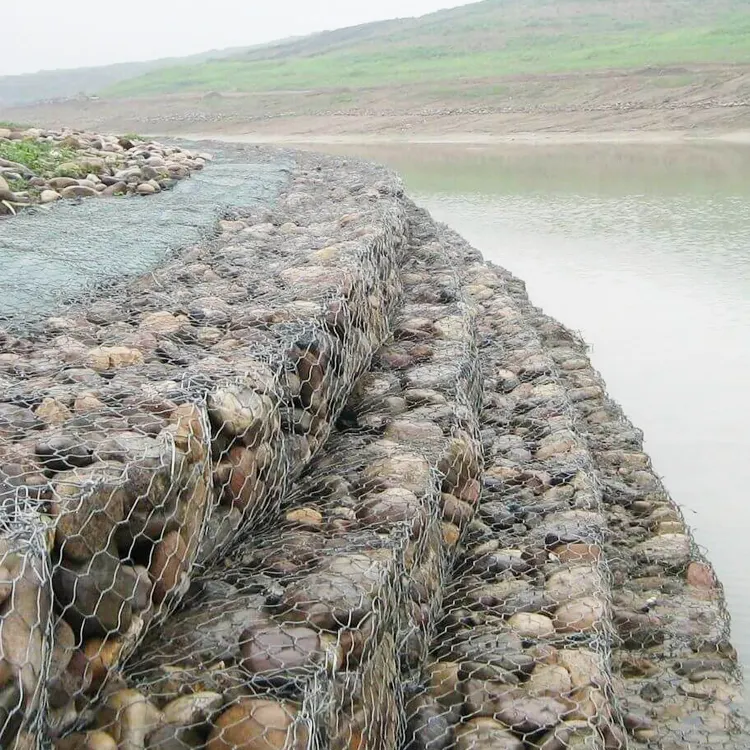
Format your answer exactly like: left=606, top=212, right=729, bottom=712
left=0, top=143, right=748, bottom=750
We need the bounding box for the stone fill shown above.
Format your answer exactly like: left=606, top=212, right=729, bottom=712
left=0, top=142, right=746, bottom=749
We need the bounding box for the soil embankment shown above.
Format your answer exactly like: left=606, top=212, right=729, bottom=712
left=2, top=65, right=750, bottom=144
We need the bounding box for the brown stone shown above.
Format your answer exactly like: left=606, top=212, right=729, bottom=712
left=358, top=488, right=424, bottom=532
left=150, top=531, right=189, bottom=604
left=240, top=624, right=334, bottom=677
left=553, top=597, right=605, bottom=634
left=0, top=547, right=49, bottom=715
left=545, top=566, right=601, bottom=603
left=551, top=543, right=602, bottom=564
left=687, top=561, right=716, bottom=589
left=60, top=185, right=99, bottom=198
left=362, top=453, right=431, bottom=495
left=442, top=522, right=461, bottom=547
left=53, top=463, right=128, bottom=562
left=526, top=663, right=573, bottom=697
left=441, top=493, right=474, bottom=526
left=52, top=555, right=147, bottom=636
left=285, top=507, right=323, bottom=528
left=96, top=689, right=163, bottom=749
left=557, top=649, right=604, bottom=690
left=427, top=661, right=462, bottom=712
left=85, top=346, right=144, bottom=371
left=55, top=732, right=117, bottom=750
left=139, top=311, right=182, bottom=334
left=77, top=636, right=126, bottom=691
left=168, top=403, right=208, bottom=463
left=508, top=612, right=555, bottom=639
left=454, top=718, right=525, bottom=749
left=383, top=419, right=443, bottom=442
left=207, top=699, right=308, bottom=750
left=216, top=445, right=259, bottom=512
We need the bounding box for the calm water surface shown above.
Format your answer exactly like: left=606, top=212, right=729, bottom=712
left=323, top=142, right=750, bottom=681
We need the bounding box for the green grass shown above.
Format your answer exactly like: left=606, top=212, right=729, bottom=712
left=650, top=74, right=699, bottom=88
left=101, top=1, right=750, bottom=98
left=0, top=140, right=78, bottom=177
left=0, top=120, right=30, bottom=129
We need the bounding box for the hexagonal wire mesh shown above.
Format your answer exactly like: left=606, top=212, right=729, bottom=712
left=0, top=149, right=410, bottom=748
left=1, top=146, right=748, bottom=750
left=106, top=198, right=484, bottom=750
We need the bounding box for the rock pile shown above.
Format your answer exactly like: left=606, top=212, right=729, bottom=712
left=94, top=197, right=484, bottom=750
left=0, top=145, right=747, bottom=749
left=0, top=126, right=208, bottom=216
left=0, top=149, right=408, bottom=746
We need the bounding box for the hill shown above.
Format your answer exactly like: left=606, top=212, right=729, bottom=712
left=100, top=0, right=750, bottom=98
left=0, top=47, right=255, bottom=107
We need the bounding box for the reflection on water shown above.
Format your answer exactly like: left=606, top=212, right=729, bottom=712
left=323, top=142, right=750, bottom=681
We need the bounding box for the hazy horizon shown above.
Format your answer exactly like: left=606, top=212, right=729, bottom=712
left=2, top=0, right=478, bottom=77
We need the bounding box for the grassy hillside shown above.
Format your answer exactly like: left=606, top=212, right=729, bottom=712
left=0, top=47, right=253, bottom=107
left=102, top=0, right=750, bottom=98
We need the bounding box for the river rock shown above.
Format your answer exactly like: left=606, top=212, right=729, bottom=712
left=0, top=403, right=45, bottom=436
left=40, top=189, right=61, bottom=203
left=439, top=628, right=533, bottom=676
left=551, top=543, right=601, bottom=564
left=464, top=681, right=569, bottom=734
left=357, top=488, right=424, bottom=531
left=240, top=623, right=335, bottom=678
left=441, top=494, right=474, bottom=526
left=278, top=572, right=372, bottom=631
left=52, top=555, right=148, bottom=636
left=427, top=661, right=463, bottom=712
left=455, top=718, right=523, bottom=750
left=404, top=694, right=454, bottom=750
left=60, top=185, right=98, bottom=199
left=545, top=566, right=602, bottom=603
left=52, top=462, right=128, bottom=561
left=55, top=732, right=117, bottom=750
left=150, top=531, right=189, bottom=604
left=526, top=663, right=573, bottom=697
left=147, top=725, right=203, bottom=750
left=383, top=419, right=443, bottom=442
left=207, top=699, right=307, bottom=750
left=208, top=387, right=274, bottom=444
left=0, top=544, right=50, bottom=717
left=508, top=612, right=555, bottom=638
left=85, top=346, right=144, bottom=371
left=557, top=649, right=604, bottom=689
left=634, top=533, right=691, bottom=570
left=362, top=452, right=431, bottom=494
left=553, top=596, right=606, bottom=634
left=466, top=579, right=549, bottom=618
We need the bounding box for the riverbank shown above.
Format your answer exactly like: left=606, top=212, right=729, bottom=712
left=2, top=62, right=749, bottom=144
left=179, top=128, right=750, bottom=146
left=0, top=142, right=747, bottom=748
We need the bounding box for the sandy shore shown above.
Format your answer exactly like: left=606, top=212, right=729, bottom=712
left=175, top=129, right=750, bottom=146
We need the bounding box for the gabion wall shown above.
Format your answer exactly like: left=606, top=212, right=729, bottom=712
left=0, top=147, right=747, bottom=750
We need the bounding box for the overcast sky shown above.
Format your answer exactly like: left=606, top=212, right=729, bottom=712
left=2, top=0, right=478, bottom=76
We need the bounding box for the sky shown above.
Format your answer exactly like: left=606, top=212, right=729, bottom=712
left=2, top=0, right=478, bottom=76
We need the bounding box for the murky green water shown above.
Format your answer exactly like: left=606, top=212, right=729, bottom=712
left=322, top=142, right=750, bottom=681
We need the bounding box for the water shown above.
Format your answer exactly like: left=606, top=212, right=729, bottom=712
left=324, top=142, right=750, bottom=680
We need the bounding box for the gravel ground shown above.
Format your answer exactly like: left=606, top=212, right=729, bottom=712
left=0, top=142, right=291, bottom=330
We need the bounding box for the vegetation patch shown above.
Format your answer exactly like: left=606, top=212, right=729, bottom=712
left=0, top=140, right=78, bottom=178
left=100, top=1, right=750, bottom=98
